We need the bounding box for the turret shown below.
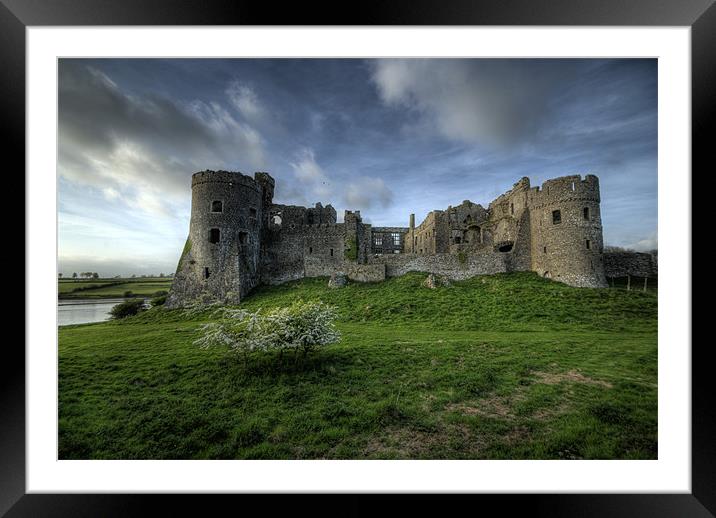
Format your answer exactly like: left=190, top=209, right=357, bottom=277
left=166, top=170, right=264, bottom=307
left=528, top=174, right=607, bottom=287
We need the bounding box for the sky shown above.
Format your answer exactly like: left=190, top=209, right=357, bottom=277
left=58, top=58, right=657, bottom=277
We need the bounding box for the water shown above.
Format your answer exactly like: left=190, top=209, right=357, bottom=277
left=58, top=298, right=127, bottom=326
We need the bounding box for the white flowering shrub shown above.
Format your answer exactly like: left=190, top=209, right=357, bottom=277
left=194, top=300, right=341, bottom=361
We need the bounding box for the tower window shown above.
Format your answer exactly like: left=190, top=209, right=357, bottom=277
left=552, top=210, right=561, bottom=224
left=209, top=228, right=220, bottom=244
left=203, top=267, right=210, bottom=279
left=583, top=207, right=590, bottom=220
left=586, top=239, right=591, bottom=250
left=309, top=246, right=313, bottom=254
left=330, top=248, right=334, bottom=257
left=510, top=203, right=514, bottom=215
left=211, top=200, right=223, bottom=213
left=238, top=232, right=248, bottom=244
left=543, top=246, right=547, bottom=253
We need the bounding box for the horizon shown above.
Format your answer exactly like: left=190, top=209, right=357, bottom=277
left=58, top=58, right=658, bottom=277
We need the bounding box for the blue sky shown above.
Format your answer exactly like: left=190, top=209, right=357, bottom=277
left=58, top=58, right=657, bottom=277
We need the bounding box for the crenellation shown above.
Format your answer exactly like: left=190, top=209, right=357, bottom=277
left=167, top=170, right=608, bottom=307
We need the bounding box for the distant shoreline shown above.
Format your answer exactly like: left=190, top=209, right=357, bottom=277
left=58, top=277, right=173, bottom=300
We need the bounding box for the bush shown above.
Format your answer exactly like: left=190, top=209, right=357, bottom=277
left=123, top=290, right=134, bottom=298
left=150, top=294, right=167, bottom=307
left=153, top=290, right=168, bottom=297
left=110, top=298, right=147, bottom=319
left=194, top=300, right=341, bottom=362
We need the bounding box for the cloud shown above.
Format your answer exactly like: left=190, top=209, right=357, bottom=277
left=226, top=81, right=264, bottom=122
left=343, top=177, right=393, bottom=210
left=622, top=232, right=658, bottom=252
left=286, top=147, right=337, bottom=202
left=290, top=147, right=326, bottom=182
left=370, top=59, right=580, bottom=148
left=58, top=61, right=268, bottom=221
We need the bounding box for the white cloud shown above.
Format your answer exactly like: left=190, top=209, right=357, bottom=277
left=59, top=62, right=269, bottom=225
left=290, top=147, right=326, bottom=183
left=624, top=232, right=658, bottom=252
left=344, top=176, right=393, bottom=210
left=226, top=81, right=264, bottom=121
left=370, top=59, right=562, bottom=148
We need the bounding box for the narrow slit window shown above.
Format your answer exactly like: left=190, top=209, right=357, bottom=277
left=510, top=203, right=514, bottom=215
left=330, top=248, right=333, bottom=257
left=552, top=210, right=561, bottom=225
left=209, top=228, right=220, bottom=244
left=238, top=232, right=248, bottom=244
left=203, top=267, right=210, bottom=279
left=211, top=200, right=223, bottom=213
left=309, top=246, right=313, bottom=254
left=583, top=207, right=590, bottom=220
left=586, top=239, right=591, bottom=250
left=543, top=246, right=547, bottom=253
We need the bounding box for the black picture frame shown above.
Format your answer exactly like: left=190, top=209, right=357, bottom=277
left=5, top=0, right=708, bottom=515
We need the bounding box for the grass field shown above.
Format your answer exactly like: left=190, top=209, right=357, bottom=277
left=58, top=272, right=657, bottom=459
left=59, top=277, right=173, bottom=298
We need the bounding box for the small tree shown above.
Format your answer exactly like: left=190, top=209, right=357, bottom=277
left=72, top=272, right=78, bottom=279
left=195, top=300, right=341, bottom=364
left=92, top=272, right=99, bottom=279
left=58, top=273, right=63, bottom=279
left=109, top=298, right=146, bottom=319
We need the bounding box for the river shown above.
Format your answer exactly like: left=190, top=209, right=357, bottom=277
left=58, top=298, right=127, bottom=326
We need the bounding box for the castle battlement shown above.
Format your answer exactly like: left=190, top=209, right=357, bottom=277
left=167, top=170, right=607, bottom=308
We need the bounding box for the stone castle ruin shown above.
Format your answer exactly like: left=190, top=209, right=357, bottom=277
left=166, top=170, right=609, bottom=307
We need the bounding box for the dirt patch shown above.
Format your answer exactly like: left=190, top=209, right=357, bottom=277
left=446, top=392, right=526, bottom=420
left=533, top=369, right=613, bottom=388
left=362, top=424, right=481, bottom=458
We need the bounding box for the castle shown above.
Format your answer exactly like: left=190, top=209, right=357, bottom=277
left=166, top=170, right=607, bottom=307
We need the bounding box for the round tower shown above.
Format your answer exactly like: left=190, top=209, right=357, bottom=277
left=167, top=170, right=264, bottom=306
left=528, top=175, right=607, bottom=287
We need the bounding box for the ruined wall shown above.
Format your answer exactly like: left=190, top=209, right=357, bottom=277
left=527, top=175, right=607, bottom=288
left=368, top=250, right=510, bottom=280
left=370, top=226, right=408, bottom=255
left=445, top=200, right=490, bottom=253
left=603, top=251, right=658, bottom=278
left=261, top=222, right=345, bottom=285
left=305, top=256, right=386, bottom=282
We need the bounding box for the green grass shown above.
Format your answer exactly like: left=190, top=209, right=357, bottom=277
left=58, top=272, right=657, bottom=459
left=59, top=277, right=173, bottom=298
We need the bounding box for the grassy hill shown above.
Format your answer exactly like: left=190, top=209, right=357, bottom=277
left=58, top=272, right=657, bottom=460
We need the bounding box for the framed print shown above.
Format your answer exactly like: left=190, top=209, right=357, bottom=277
left=6, top=0, right=710, bottom=515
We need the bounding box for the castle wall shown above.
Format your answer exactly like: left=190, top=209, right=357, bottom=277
left=368, top=250, right=511, bottom=280
left=305, top=257, right=386, bottom=282
left=603, top=251, right=658, bottom=278
left=369, top=226, right=408, bottom=255
left=261, top=222, right=346, bottom=284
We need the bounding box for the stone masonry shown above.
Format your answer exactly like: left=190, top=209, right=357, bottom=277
left=166, top=171, right=609, bottom=307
